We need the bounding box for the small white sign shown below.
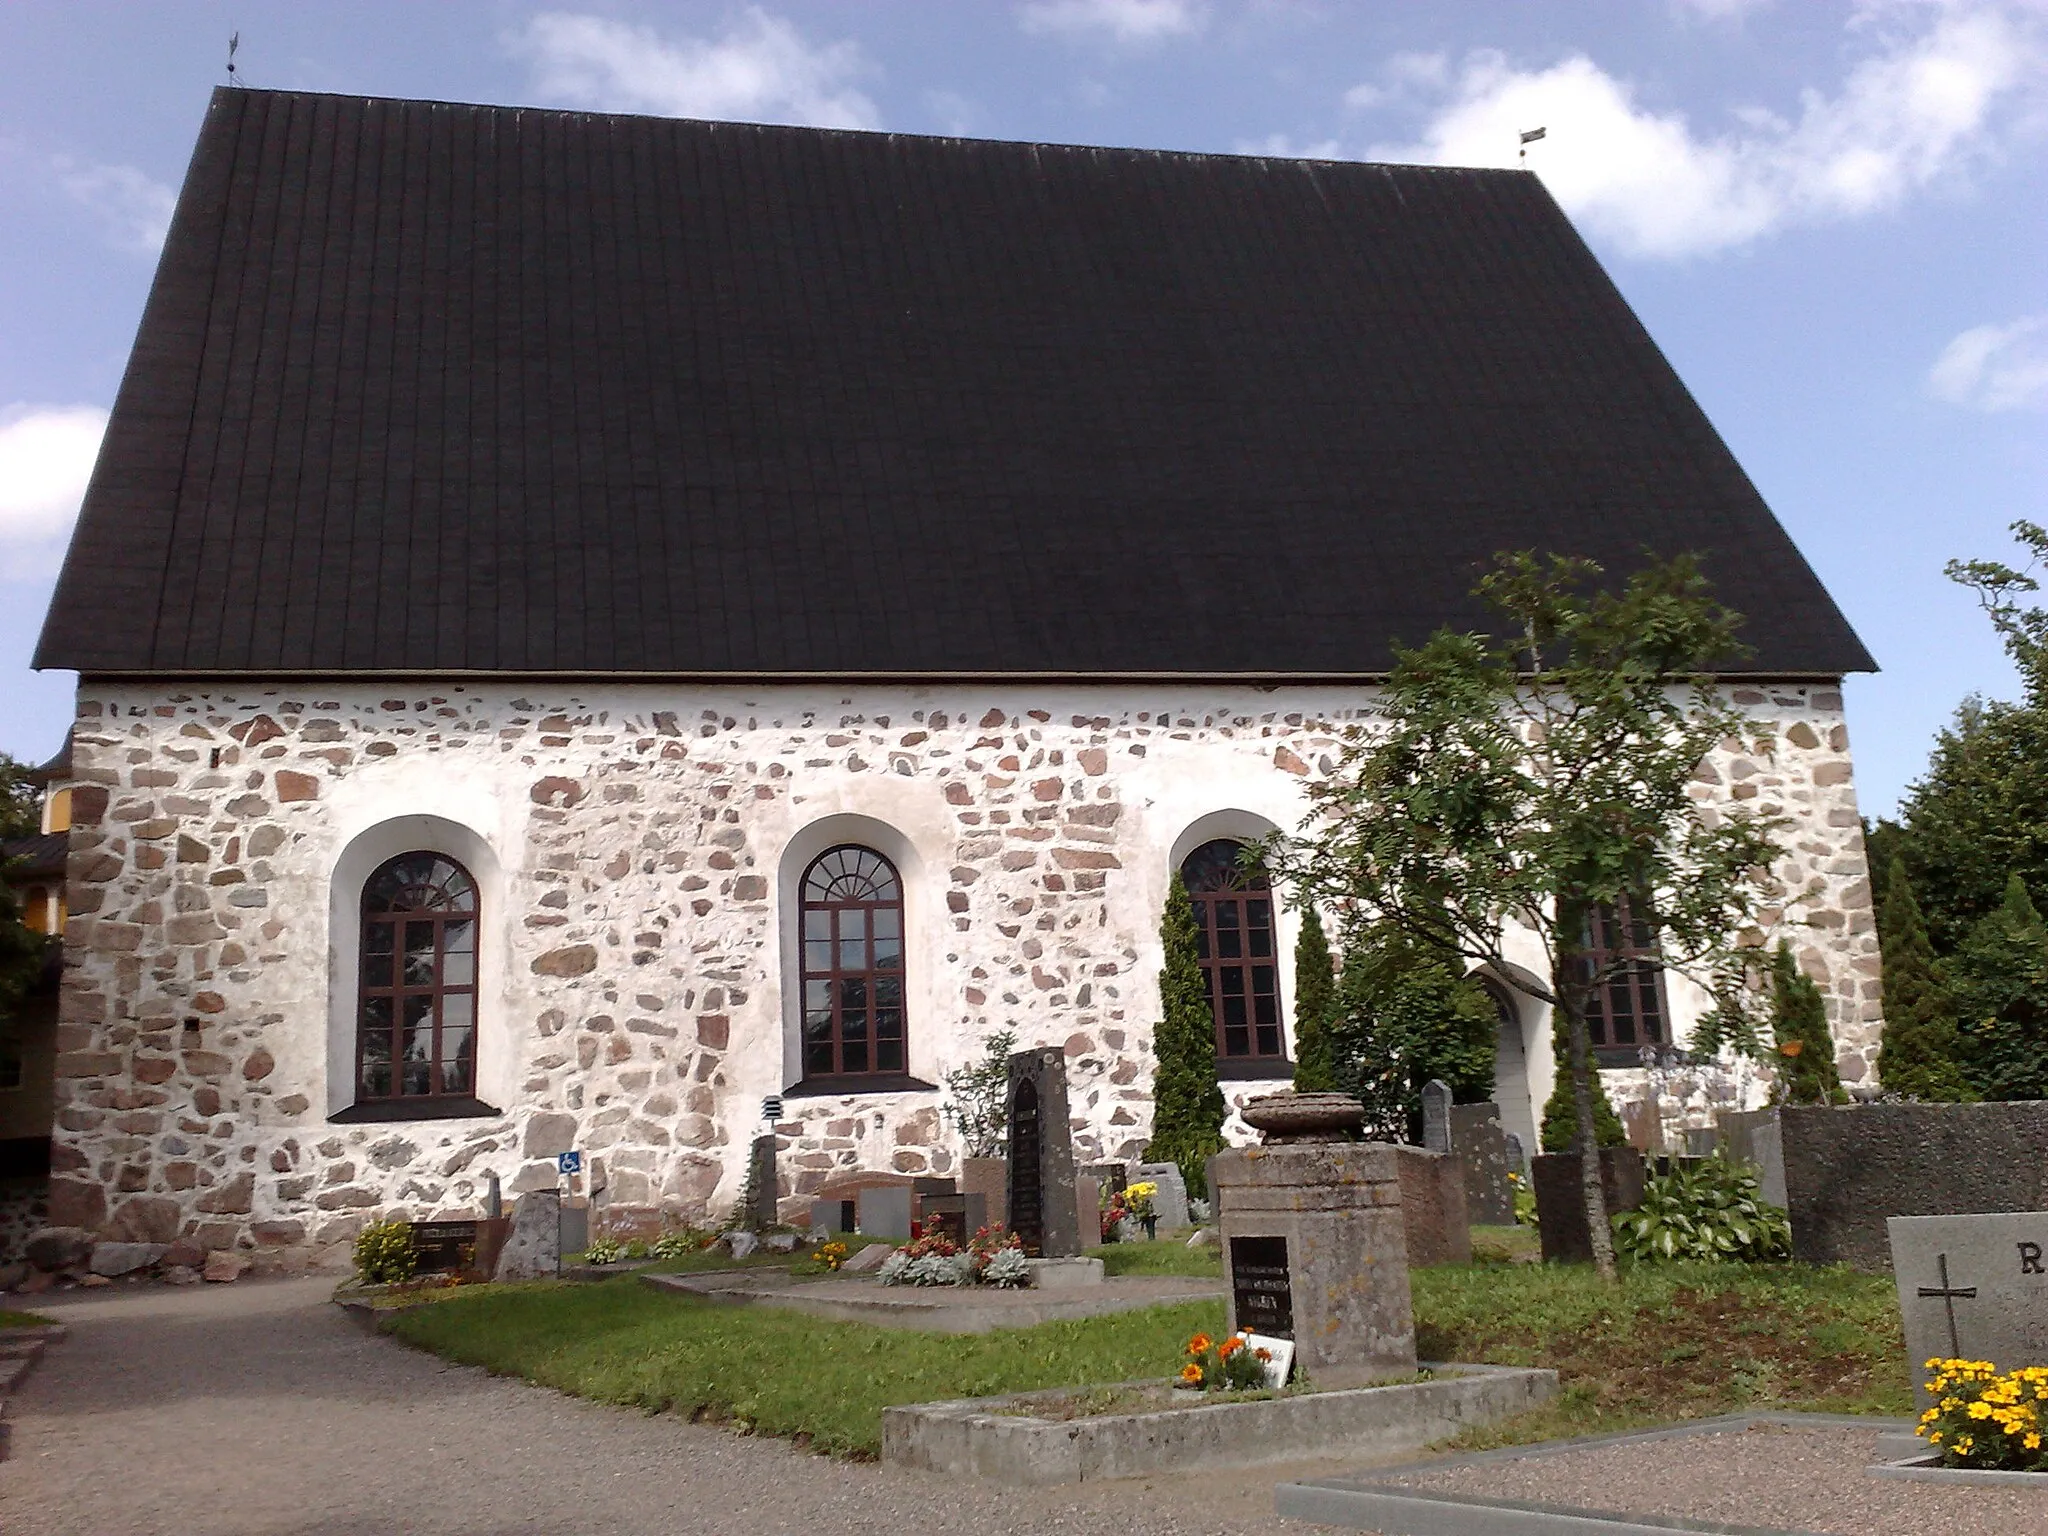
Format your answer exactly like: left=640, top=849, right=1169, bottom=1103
left=1241, top=1331, right=1294, bottom=1391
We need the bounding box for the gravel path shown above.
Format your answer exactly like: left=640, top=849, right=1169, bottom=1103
left=0, top=1276, right=1345, bottom=1536
left=1395, top=1420, right=2048, bottom=1535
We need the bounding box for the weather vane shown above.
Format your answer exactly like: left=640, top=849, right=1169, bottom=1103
left=226, top=32, right=241, bottom=86
left=1518, top=126, right=1546, bottom=162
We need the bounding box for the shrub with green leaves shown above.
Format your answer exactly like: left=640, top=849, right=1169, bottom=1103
left=353, top=1219, right=418, bottom=1284
left=581, top=1235, right=624, bottom=1265
left=1611, top=1157, right=1790, bottom=1264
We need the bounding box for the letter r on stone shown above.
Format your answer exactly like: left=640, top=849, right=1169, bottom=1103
left=2022, top=1241, right=2045, bottom=1275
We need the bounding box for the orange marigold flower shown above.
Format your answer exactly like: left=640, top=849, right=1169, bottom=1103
left=1186, top=1334, right=1213, bottom=1356
left=1255, top=1348, right=1273, bottom=1362
left=1180, top=1363, right=1204, bottom=1384
left=1218, top=1337, right=1242, bottom=1357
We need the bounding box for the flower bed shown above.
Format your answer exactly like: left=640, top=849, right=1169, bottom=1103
left=1914, top=1357, right=2048, bottom=1470
left=878, top=1225, right=1030, bottom=1288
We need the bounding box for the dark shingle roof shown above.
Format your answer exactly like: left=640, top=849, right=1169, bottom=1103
left=1, top=834, right=67, bottom=881
left=36, top=88, right=1872, bottom=678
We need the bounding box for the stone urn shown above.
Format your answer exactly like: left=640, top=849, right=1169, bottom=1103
left=1239, top=1091, right=1367, bottom=1145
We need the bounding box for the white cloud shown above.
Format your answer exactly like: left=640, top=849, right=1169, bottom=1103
left=54, top=158, right=175, bottom=255
left=1928, top=316, right=2048, bottom=411
left=1019, top=0, right=1207, bottom=45
left=518, top=9, right=879, bottom=131
left=1673, top=0, right=1774, bottom=21
left=0, top=405, right=107, bottom=582
left=1364, top=4, right=2041, bottom=259
left=1343, top=52, right=1448, bottom=112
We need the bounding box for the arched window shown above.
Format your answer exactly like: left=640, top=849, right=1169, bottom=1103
left=799, top=846, right=906, bottom=1081
left=358, top=853, right=479, bottom=1104
left=1180, top=839, right=1287, bottom=1066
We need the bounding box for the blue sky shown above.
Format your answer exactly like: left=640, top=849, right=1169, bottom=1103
left=1, top=1, right=2043, bottom=817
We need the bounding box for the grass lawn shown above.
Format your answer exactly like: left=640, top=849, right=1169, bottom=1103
left=0, top=1308, right=56, bottom=1327
left=386, top=1234, right=1910, bottom=1459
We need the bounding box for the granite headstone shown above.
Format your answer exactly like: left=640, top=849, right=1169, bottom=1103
left=857, top=1185, right=913, bottom=1240
left=1006, top=1047, right=1082, bottom=1257
left=492, top=1189, right=562, bottom=1281
left=1421, top=1079, right=1453, bottom=1155
left=1889, top=1211, right=2048, bottom=1404
left=746, top=1134, right=779, bottom=1230
left=1448, top=1101, right=1517, bottom=1227
left=1132, top=1162, right=1192, bottom=1229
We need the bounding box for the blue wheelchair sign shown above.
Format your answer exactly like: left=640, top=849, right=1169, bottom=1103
left=556, top=1150, right=582, bottom=1175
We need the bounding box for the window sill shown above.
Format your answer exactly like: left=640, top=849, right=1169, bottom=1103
left=329, top=1096, right=506, bottom=1125
left=1592, top=1046, right=1677, bottom=1069
left=1217, top=1057, right=1296, bottom=1081
left=785, top=1074, right=939, bottom=1099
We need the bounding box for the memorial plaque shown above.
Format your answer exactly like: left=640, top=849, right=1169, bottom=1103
left=1889, top=1211, right=2048, bottom=1404
left=1009, top=1078, right=1044, bottom=1254
left=410, top=1219, right=482, bottom=1275
left=1230, top=1234, right=1294, bottom=1338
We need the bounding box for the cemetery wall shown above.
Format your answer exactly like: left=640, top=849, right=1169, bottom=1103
left=44, top=679, right=1871, bottom=1260
left=1777, top=1101, right=2048, bottom=1271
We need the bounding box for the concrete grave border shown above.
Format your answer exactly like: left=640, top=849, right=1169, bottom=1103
left=1275, top=1411, right=1910, bottom=1535
left=882, top=1362, right=1555, bottom=1485
left=1867, top=1454, right=2048, bottom=1487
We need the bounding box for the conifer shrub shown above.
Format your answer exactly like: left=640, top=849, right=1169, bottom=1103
left=1539, top=1028, right=1629, bottom=1153
left=1768, top=941, right=1847, bottom=1105
left=1146, top=874, right=1226, bottom=1198
left=1875, top=856, right=1975, bottom=1101
left=1951, top=872, right=2048, bottom=1100
left=1290, top=905, right=1338, bottom=1093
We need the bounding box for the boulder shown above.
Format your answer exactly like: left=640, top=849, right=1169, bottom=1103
left=90, top=1242, right=169, bottom=1277
left=15, top=1269, right=57, bottom=1294
left=23, top=1226, right=94, bottom=1272
left=202, top=1249, right=251, bottom=1283
left=762, top=1231, right=799, bottom=1253
left=80, top=1273, right=113, bottom=1288
left=492, top=1189, right=562, bottom=1282
left=161, top=1264, right=202, bottom=1285
left=841, top=1242, right=893, bottom=1274
left=0, top=1261, right=24, bottom=1290
left=723, top=1230, right=758, bottom=1259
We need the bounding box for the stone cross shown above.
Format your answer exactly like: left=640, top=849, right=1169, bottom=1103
left=1915, top=1251, right=1978, bottom=1360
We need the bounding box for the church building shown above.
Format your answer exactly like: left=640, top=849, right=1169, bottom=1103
left=30, top=87, right=1877, bottom=1262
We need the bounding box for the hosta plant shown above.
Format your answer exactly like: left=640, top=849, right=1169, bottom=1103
left=352, top=1220, right=418, bottom=1285
left=1919, top=1358, right=2048, bottom=1470
left=1610, top=1156, right=1790, bottom=1264
left=652, top=1228, right=710, bottom=1260
left=580, top=1235, right=624, bottom=1265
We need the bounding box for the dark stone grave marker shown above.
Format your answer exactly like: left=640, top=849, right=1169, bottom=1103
left=1006, top=1047, right=1081, bottom=1257
left=1229, top=1234, right=1294, bottom=1338
left=1448, top=1101, right=1517, bottom=1226
left=1421, top=1079, right=1453, bottom=1154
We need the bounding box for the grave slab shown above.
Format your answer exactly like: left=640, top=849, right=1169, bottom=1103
left=1132, top=1162, right=1192, bottom=1229
left=1887, top=1210, right=2048, bottom=1401
left=857, top=1185, right=912, bottom=1240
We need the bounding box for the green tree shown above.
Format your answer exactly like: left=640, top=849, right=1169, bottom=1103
left=940, top=1028, right=1017, bottom=1159
left=0, top=752, right=52, bottom=1030
left=1874, top=856, right=1973, bottom=1101
left=1949, top=872, right=2048, bottom=1101
left=1271, top=552, right=1785, bottom=1279
left=1768, top=941, right=1847, bottom=1105
left=1147, top=874, right=1226, bottom=1198
left=1331, top=921, right=1494, bottom=1142
left=1539, top=1029, right=1627, bottom=1151
left=1291, top=904, right=1338, bottom=1093
left=0, top=753, right=40, bottom=841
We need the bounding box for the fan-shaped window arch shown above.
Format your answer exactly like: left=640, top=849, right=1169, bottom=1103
left=1180, top=839, right=1287, bottom=1064
left=357, top=853, right=479, bottom=1103
left=799, top=846, right=907, bottom=1080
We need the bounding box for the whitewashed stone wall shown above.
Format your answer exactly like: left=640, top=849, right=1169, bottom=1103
left=48, top=680, right=1874, bottom=1263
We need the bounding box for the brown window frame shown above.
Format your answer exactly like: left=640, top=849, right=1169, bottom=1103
left=356, top=852, right=480, bottom=1106
left=1580, top=895, right=1670, bottom=1064
left=1180, top=839, right=1290, bottom=1074
left=797, top=845, right=910, bottom=1086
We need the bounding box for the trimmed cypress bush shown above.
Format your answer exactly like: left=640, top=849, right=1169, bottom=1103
left=1146, top=874, right=1226, bottom=1198
left=1875, top=856, right=1975, bottom=1102
left=1291, top=904, right=1338, bottom=1093
left=1769, top=940, right=1847, bottom=1105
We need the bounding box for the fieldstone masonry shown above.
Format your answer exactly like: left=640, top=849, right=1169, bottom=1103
left=44, top=681, right=1874, bottom=1262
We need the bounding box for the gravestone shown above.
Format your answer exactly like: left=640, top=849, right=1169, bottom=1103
left=919, top=1192, right=987, bottom=1244
left=1006, top=1047, right=1082, bottom=1258
left=409, top=1218, right=507, bottom=1278
left=808, top=1197, right=859, bottom=1235
left=857, top=1185, right=912, bottom=1240
left=961, top=1157, right=1008, bottom=1232
left=1209, top=1136, right=1415, bottom=1385
left=1532, top=1147, right=1646, bottom=1265
left=1889, top=1212, right=2048, bottom=1404
left=1420, top=1079, right=1453, bottom=1155
left=1132, top=1162, right=1192, bottom=1229
left=492, top=1189, right=562, bottom=1281
left=1448, top=1102, right=1517, bottom=1227
left=746, top=1134, right=778, bottom=1231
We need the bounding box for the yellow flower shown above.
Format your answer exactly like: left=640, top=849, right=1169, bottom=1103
left=1180, top=1363, right=1204, bottom=1385
left=1186, top=1333, right=1213, bottom=1356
